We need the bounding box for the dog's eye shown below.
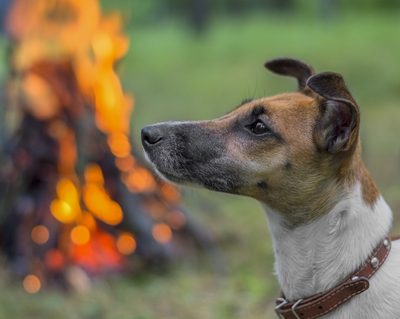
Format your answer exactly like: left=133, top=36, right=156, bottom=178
left=247, top=120, right=270, bottom=135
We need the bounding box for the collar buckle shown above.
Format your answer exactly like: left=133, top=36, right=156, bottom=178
left=275, top=297, right=288, bottom=319
left=291, top=299, right=304, bottom=319
left=275, top=298, right=303, bottom=319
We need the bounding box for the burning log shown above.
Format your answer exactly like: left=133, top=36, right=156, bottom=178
left=0, top=0, right=217, bottom=292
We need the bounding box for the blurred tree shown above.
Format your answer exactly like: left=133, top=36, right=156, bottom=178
left=341, top=0, right=400, bottom=10
left=190, top=0, right=209, bottom=35
left=319, top=0, right=338, bottom=20
left=102, top=0, right=400, bottom=34
left=268, top=0, right=295, bottom=11
left=168, top=0, right=209, bottom=35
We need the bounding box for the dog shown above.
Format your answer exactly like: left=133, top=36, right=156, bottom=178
left=141, top=58, right=400, bottom=318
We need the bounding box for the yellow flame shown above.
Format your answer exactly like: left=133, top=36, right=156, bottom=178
left=83, top=183, right=123, bottom=226
left=51, top=178, right=81, bottom=224
left=51, top=199, right=78, bottom=224
left=56, top=178, right=79, bottom=203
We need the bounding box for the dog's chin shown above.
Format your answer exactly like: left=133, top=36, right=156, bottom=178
left=148, top=161, right=236, bottom=194
left=144, top=150, right=241, bottom=194
left=160, top=169, right=241, bottom=195
left=152, top=166, right=189, bottom=186
left=148, top=162, right=203, bottom=189
left=143, top=153, right=189, bottom=186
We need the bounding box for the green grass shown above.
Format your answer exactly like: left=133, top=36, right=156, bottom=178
left=1, top=11, right=400, bottom=319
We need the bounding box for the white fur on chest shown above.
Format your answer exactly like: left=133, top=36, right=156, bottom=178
left=263, top=183, right=400, bottom=319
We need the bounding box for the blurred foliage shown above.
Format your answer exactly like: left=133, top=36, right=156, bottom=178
left=343, top=0, right=400, bottom=10
left=100, top=0, right=400, bottom=28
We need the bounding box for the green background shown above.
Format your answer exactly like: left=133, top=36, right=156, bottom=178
left=0, top=1, right=399, bottom=318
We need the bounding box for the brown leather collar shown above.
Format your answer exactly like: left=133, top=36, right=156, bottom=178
left=275, top=237, right=392, bottom=319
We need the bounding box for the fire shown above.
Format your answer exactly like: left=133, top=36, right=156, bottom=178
left=84, top=164, right=104, bottom=185
left=70, top=230, right=122, bottom=273
left=50, top=178, right=81, bottom=224
left=83, top=186, right=124, bottom=226
left=3, top=0, right=195, bottom=290
left=7, top=0, right=138, bottom=276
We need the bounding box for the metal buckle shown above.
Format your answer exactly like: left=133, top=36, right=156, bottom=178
left=275, top=298, right=303, bottom=319
left=275, top=298, right=288, bottom=319
left=291, top=299, right=303, bottom=319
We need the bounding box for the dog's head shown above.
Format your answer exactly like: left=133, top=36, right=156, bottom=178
left=142, top=58, right=375, bottom=223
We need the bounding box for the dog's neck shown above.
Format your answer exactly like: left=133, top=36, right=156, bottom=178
left=263, top=179, right=393, bottom=301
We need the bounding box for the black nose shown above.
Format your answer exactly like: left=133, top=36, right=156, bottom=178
left=141, top=125, right=163, bottom=147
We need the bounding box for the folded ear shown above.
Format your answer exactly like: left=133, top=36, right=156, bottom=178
left=307, top=72, right=360, bottom=154
left=264, top=58, right=314, bottom=90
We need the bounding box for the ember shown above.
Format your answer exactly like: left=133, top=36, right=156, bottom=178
left=0, top=0, right=215, bottom=292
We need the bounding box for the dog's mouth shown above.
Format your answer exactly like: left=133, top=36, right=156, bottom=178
left=145, top=147, right=241, bottom=193
left=141, top=122, right=243, bottom=193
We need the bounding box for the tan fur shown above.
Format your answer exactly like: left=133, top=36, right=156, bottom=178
left=340, top=144, right=380, bottom=207
left=205, top=91, right=379, bottom=225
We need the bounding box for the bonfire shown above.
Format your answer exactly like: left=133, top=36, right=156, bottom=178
left=0, top=0, right=215, bottom=293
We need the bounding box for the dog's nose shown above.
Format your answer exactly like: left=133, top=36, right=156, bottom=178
left=141, top=125, right=163, bottom=147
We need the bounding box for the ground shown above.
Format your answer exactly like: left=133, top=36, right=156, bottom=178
left=0, top=11, right=399, bottom=319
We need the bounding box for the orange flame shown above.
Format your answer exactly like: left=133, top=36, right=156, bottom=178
left=83, top=164, right=123, bottom=226
left=7, top=0, right=185, bottom=279
left=70, top=230, right=122, bottom=273
left=71, top=225, right=91, bottom=245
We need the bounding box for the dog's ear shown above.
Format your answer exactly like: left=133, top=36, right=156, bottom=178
left=307, top=72, right=360, bottom=154
left=264, top=58, right=314, bottom=90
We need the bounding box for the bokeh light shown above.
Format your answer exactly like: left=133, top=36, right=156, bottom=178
left=152, top=223, right=173, bottom=244
left=22, top=275, right=41, bottom=294
left=31, top=225, right=50, bottom=245
left=116, top=232, right=137, bottom=255
left=71, top=225, right=91, bottom=245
